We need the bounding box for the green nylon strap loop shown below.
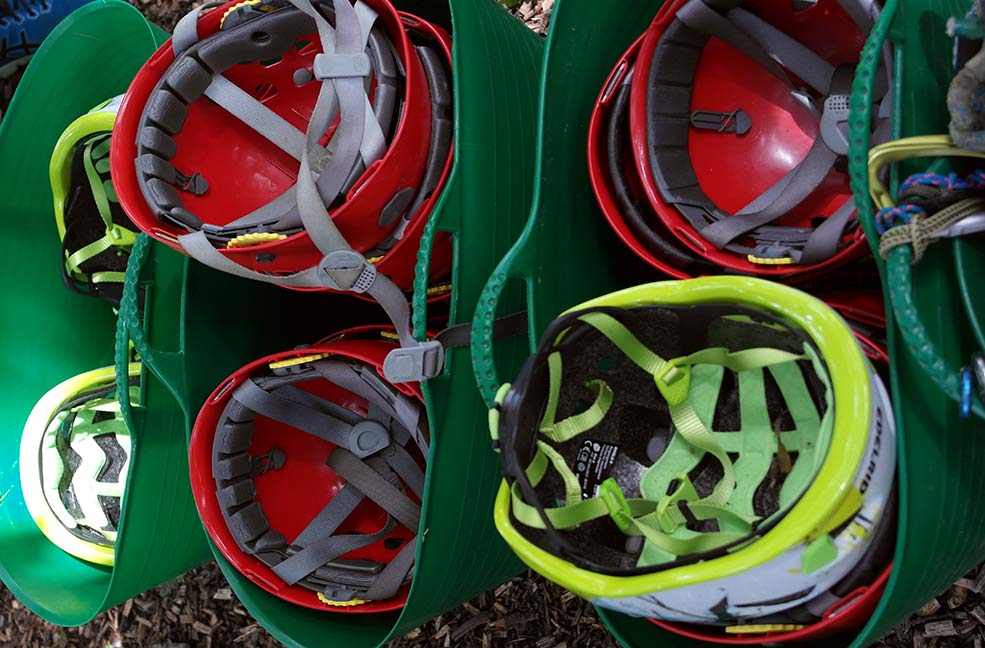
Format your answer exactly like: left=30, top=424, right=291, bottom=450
left=673, top=347, right=806, bottom=374
left=540, top=352, right=562, bottom=429
left=83, top=138, right=114, bottom=231
left=66, top=236, right=115, bottom=275
left=667, top=398, right=736, bottom=512
left=90, top=134, right=112, bottom=161
left=537, top=441, right=582, bottom=506
left=540, top=379, right=613, bottom=444
left=575, top=312, right=673, bottom=377
left=626, top=515, right=748, bottom=557
left=90, top=271, right=128, bottom=285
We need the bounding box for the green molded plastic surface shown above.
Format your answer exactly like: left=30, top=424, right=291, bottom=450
left=474, top=0, right=985, bottom=646
left=115, top=0, right=543, bottom=645
left=470, top=0, right=657, bottom=409
left=845, top=0, right=985, bottom=645
left=0, top=1, right=205, bottom=626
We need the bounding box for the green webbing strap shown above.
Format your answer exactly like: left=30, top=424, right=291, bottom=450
left=511, top=312, right=810, bottom=559
left=66, top=135, right=132, bottom=282
left=510, top=464, right=749, bottom=556
left=540, top=380, right=613, bottom=444
left=536, top=441, right=582, bottom=506
left=66, top=236, right=115, bottom=275
left=90, top=271, right=128, bottom=285
left=540, top=352, right=562, bottom=430
left=83, top=136, right=114, bottom=231
left=574, top=312, right=803, bottom=521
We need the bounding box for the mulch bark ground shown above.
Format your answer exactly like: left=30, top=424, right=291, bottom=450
left=0, top=1, right=977, bottom=646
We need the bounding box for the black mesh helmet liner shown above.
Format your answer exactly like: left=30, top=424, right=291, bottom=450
left=498, top=304, right=831, bottom=576
left=211, top=358, right=428, bottom=603
left=62, top=134, right=138, bottom=303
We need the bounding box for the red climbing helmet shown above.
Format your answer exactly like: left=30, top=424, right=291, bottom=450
left=111, top=0, right=453, bottom=294
left=590, top=0, right=893, bottom=280
left=189, top=329, right=428, bottom=612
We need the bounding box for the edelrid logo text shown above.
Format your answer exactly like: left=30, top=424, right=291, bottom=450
left=859, top=406, right=883, bottom=495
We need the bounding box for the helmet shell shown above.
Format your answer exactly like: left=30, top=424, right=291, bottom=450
left=189, top=337, right=424, bottom=612
left=111, top=0, right=453, bottom=292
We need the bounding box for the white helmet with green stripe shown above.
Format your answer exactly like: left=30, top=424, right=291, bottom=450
left=20, top=364, right=139, bottom=566
left=491, top=277, right=895, bottom=629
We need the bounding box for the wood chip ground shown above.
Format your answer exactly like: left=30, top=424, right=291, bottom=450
left=0, top=1, right=975, bottom=646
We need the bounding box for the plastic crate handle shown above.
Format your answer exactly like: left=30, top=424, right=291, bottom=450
left=867, top=136, right=985, bottom=418
left=115, top=234, right=189, bottom=414
left=471, top=259, right=532, bottom=409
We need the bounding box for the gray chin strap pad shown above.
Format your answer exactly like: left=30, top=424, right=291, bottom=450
left=211, top=356, right=428, bottom=603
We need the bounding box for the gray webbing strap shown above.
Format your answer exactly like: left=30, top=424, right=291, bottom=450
left=381, top=443, right=425, bottom=499
left=327, top=448, right=422, bottom=531
left=177, top=230, right=324, bottom=287
left=203, top=75, right=308, bottom=160
left=301, top=0, right=371, bottom=211
left=272, top=384, right=363, bottom=426
left=675, top=0, right=792, bottom=88
left=798, top=197, right=857, bottom=265
left=311, top=361, right=425, bottom=452
left=364, top=537, right=417, bottom=601
left=232, top=378, right=362, bottom=453
left=727, top=8, right=835, bottom=94
left=700, top=136, right=839, bottom=247
left=292, top=481, right=366, bottom=547
left=218, top=0, right=379, bottom=230
left=835, top=0, right=877, bottom=31
left=354, top=0, right=386, bottom=164
left=273, top=516, right=397, bottom=585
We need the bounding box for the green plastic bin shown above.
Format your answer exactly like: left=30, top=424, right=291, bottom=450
left=473, top=0, right=985, bottom=646
left=843, top=0, right=985, bottom=645
left=0, top=0, right=214, bottom=626
left=115, top=0, right=544, bottom=645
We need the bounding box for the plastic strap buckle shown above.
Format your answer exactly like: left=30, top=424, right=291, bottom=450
left=347, top=420, right=391, bottom=458
left=313, top=52, right=372, bottom=79
left=690, top=109, right=751, bottom=135
left=382, top=340, right=445, bottom=383
left=318, top=250, right=378, bottom=293
left=107, top=224, right=138, bottom=248
left=600, top=478, right=632, bottom=533
left=820, top=94, right=851, bottom=155
left=653, top=362, right=689, bottom=406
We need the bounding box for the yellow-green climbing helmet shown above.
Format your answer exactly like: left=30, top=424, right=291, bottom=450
left=50, top=95, right=138, bottom=305
left=19, top=364, right=139, bottom=566
left=491, top=277, right=895, bottom=628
